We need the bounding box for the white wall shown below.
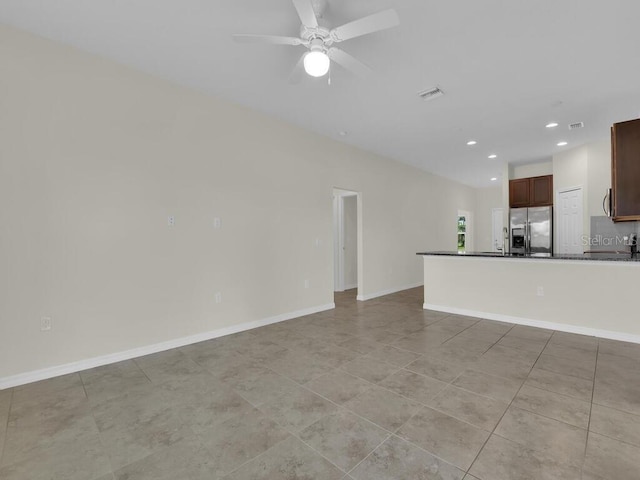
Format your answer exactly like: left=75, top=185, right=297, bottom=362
left=0, top=26, right=477, bottom=381
left=474, top=187, right=503, bottom=252
left=343, top=196, right=357, bottom=289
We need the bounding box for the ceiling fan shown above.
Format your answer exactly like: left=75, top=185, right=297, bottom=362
left=232, top=0, right=400, bottom=82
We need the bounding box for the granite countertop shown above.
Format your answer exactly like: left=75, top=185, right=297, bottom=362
left=416, top=251, right=640, bottom=262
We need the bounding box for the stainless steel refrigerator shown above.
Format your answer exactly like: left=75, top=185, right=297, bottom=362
left=510, top=206, right=553, bottom=256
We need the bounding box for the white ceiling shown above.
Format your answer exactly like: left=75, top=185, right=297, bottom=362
left=2, top=0, right=640, bottom=187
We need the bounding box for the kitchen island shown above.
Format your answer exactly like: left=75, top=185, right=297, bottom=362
left=417, top=251, right=640, bottom=343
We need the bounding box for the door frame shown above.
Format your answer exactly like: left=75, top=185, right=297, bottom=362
left=333, top=188, right=362, bottom=297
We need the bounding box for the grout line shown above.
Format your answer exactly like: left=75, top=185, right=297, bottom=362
left=465, top=329, right=556, bottom=476
left=582, top=341, right=600, bottom=477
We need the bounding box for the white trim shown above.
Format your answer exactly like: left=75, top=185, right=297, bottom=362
left=357, top=282, right=423, bottom=301
left=423, top=303, right=640, bottom=345
left=0, top=303, right=335, bottom=390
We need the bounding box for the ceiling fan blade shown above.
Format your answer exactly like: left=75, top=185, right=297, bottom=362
left=328, top=48, right=372, bottom=78
left=232, top=34, right=303, bottom=46
left=292, top=0, right=318, bottom=28
left=330, top=9, right=399, bottom=42
left=289, top=54, right=306, bottom=84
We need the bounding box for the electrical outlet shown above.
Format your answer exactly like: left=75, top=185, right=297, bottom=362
left=304, top=279, right=310, bottom=289
left=536, top=286, right=544, bottom=297
left=41, top=316, right=52, bottom=331
left=315, top=238, right=322, bottom=247
left=213, top=217, right=221, bottom=229
left=167, top=215, right=175, bottom=227
left=215, top=292, right=222, bottom=304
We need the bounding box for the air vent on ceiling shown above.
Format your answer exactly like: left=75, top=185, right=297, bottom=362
left=418, top=87, right=445, bottom=101
left=568, top=122, right=584, bottom=130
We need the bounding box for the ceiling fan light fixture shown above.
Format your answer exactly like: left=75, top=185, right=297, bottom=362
left=304, top=50, right=330, bottom=77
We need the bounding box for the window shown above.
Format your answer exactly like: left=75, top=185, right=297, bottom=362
left=458, top=215, right=467, bottom=252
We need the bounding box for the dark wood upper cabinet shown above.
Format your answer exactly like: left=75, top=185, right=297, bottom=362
left=509, top=175, right=553, bottom=208
left=612, top=118, right=640, bottom=222
left=509, top=178, right=530, bottom=207
left=530, top=175, right=553, bottom=206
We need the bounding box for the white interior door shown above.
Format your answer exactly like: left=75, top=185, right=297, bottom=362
left=557, top=187, right=583, bottom=254
left=491, top=208, right=504, bottom=252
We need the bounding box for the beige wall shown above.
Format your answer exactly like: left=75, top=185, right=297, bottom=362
left=512, top=161, right=553, bottom=179
left=0, top=26, right=477, bottom=381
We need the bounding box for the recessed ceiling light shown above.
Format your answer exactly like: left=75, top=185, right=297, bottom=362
left=467, top=140, right=477, bottom=146
left=488, top=154, right=497, bottom=159
left=557, top=141, right=568, bottom=146
left=338, top=131, right=348, bottom=136
left=546, top=122, right=559, bottom=128
left=491, top=177, right=498, bottom=182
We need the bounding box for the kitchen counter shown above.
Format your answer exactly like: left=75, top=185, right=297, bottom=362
left=419, top=252, right=640, bottom=343
left=417, top=251, right=640, bottom=262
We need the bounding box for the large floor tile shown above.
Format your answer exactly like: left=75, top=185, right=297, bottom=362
left=12, top=374, right=83, bottom=400
left=223, top=435, right=344, bottom=480
left=378, top=370, right=447, bottom=404
left=405, top=356, right=468, bottom=383
left=350, top=435, right=464, bottom=480
left=0, top=426, right=111, bottom=480
left=298, top=409, right=388, bottom=471
left=511, top=385, right=590, bottom=429
left=363, top=345, right=421, bottom=367
left=583, top=432, right=640, bottom=480
left=589, top=403, right=640, bottom=447
left=113, top=437, right=213, bottom=480
left=429, top=385, right=509, bottom=431
left=452, top=369, right=522, bottom=403
left=195, top=408, right=290, bottom=477
left=90, top=384, right=193, bottom=470
left=80, top=360, right=151, bottom=403
left=304, top=370, right=372, bottom=405
left=344, top=385, right=422, bottom=432
left=267, top=349, right=334, bottom=384
left=524, top=368, right=593, bottom=402
left=494, top=407, right=587, bottom=467
left=534, top=353, right=595, bottom=380
left=598, top=338, right=640, bottom=361
left=340, top=357, right=399, bottom=384
left=259, top=385, right=338, bottom=433
left=397, top=406, right=490, bottom=471
left=469, top=434, right=580, bottom=480
left=496, top=335, right=546, bottom=354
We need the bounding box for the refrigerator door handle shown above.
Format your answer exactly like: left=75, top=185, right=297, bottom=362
left=526, top=220, right=531, bottom=254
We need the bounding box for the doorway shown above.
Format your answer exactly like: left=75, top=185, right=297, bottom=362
left=457, top=210, right=473, bottom=252
left=492, top=208, right=504, bottom=252
left=557, top=187, right=584, bottom=254
left=333, top=188, right=360, bottom=299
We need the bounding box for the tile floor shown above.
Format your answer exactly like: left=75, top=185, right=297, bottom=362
left=1, top=288, right=640, bottom=479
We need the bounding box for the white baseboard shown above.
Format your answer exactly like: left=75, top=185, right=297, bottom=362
left=0, top=303, right=335, bottom=390
left=357, top=283, right=423, bottom=302
left=343, top=283, right=358, bottom=291
left=424, top=303, right=640, bottom=345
